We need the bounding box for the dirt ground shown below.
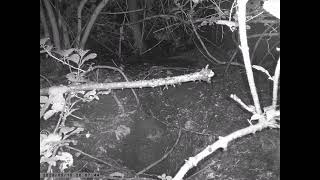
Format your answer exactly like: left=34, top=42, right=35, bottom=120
left=40, top=58, right=280, bottom=180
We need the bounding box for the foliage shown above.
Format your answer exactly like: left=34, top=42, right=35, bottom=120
left=40, top=0, right=278, bottom=59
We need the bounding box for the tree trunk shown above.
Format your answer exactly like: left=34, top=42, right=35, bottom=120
left=60, top=18, right=71, bottom=49
left=42, top=0, right=61, bottom=50
left=128, top=0, right=146, bottom=54
left=80, top=0, right=110, bottom=49
left=76, top=0, right=88, bottom=48
left=55, top=0, right=70, bottom=49
left=40, top=0, right=50, bottom=38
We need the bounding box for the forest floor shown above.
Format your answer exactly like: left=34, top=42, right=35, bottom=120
left=40, top=57, right=280, bottom=180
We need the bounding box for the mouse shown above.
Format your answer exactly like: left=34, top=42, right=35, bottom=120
left=135, top=118, right=165, bottom=142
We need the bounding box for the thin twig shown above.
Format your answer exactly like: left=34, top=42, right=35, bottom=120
left=66, top=145, right=129, bottom=172
left=185, top=160, right=218, bottom=180
left=247, top=32, right=279, bottom=39
left=189, top=15, right=222, bottom=65
left=189, top=15, right=244, bottom=68
left=136, top=128, right=182, bottom=175
left=100, top=8, right=144, bottom=15
left=251, top=25, right=274, bottom=63
left=272, top=57, right=280, bottom=109
left=42, top=46, right=85, bottom=73
left=259, top=41, right=280, bottom=66
left=140, top=38, right=165, bottom=55
left=149, top=109, right=216, bottom=137
left=40, top=74, right=52, bottom=86
left=224, top=48, right=239, bottom=74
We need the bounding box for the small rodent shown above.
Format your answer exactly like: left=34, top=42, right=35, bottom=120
left=135, top=119, right=165, bottom=141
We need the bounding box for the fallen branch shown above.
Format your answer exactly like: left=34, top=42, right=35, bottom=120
left=85, top=65, right=140, bottom=105
left=40, top=65, right=214, bottom=96
left=172, top=120, right=278, bottom=180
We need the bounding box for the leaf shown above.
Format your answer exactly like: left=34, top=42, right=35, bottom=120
left=66, top=72, right=88, bottom=83
left=47, top=90, right=66, bottom=116
left=157, top=174, right=172, bottom=180
left=109, top=172, right=124, bottom=178
left=40, top=133, right=48, bottom=144
left=84, top=90, right=99, bottom=102
left=67, top=54, right=80, bottom=64
left=85, top=132, right=91, bottom=138
left=56, top=48, right=75, bottom=57
left=98, top=89, right=111, bottom=95
left=45, top=87, right=67, bottom=119
left=46, top=45, right=53, bottom=52
left=51, top=96, right=66, bottom=112
left=114, top=125, right=131, bottom=140
left=66, top=72, right=77, bottom=82
left=74, top=152, right=82, bottom=157
left=192, top=0, right=200, bottom=4
left=78, top=49, right=90, bottom=58
left=200, top=21, right=208, bottom=27
left=56, top=152, right=74, bottom=172
left=82, top=53, right=97, bottom=63
left=40, top=96, right=49, bottom=104
left=43, top=109, right=57, bottom=120
left=59, top=126, right=76, bottom=135
left=40, top=132, right=63, bottom=157
left=40, top=38, right=50, bottom=45
left=250, top=113, right=264, bottom=121
left=84, top=90, right=97, bottom=98
left=40, top=156, right=57, bottom=166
